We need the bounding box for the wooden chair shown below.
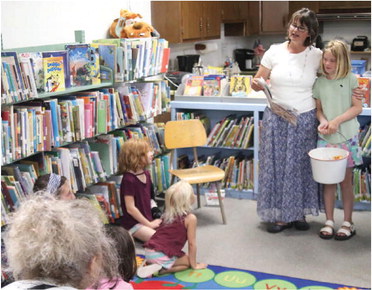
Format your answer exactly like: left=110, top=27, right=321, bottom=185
left=164, top=119, right=226, bottom=224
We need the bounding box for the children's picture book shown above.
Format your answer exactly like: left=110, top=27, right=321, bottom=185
left=43, top=56, right=66, bottom=93
left=203, top=75, right=225, bottom=97
left=89, top=44, right=101, bottom=85
left=65, top=44, right=94, bottom=87
left=183, top=76, right=204, bottom=96
left=19, top=52, right=44, bottom=93
left=358, top=77, right=371, bottom=107
left=42, top=51, right=71, bottom=89
left=230, top=75, right=252, bottom=97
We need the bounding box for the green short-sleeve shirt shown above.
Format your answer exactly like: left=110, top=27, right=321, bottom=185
left=313, top=72, right=359, bottom=144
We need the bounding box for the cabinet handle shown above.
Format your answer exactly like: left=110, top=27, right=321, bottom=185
left=199, top=17, right=203, bottom=32
left=207, top=18, right=210, bottom=32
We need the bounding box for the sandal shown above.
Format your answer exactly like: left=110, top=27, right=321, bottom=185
left=335, top=221, right=356, bottom=241
left=319, top=220, right=335, bottom=239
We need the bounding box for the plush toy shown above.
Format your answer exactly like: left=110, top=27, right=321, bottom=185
left=109, top=9, right=142, bottom=38
left=121, top=21, right=155, bottom=38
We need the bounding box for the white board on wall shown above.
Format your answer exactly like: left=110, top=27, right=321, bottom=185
left=1, top=0, right=151, bottom=49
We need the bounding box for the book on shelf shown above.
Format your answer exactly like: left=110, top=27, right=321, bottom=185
left=358, top=77, right=370, bottom=107
left=183, top=76, right=204, bottom=96
left=65, top=44, right=95, bottom=87
left=88, top=184, right=115, bottom=223
left=43, top=56, right=66, bottom=93
left=2, top=51, right=26, bottom=102
left=203, top=75, right=226, bottom=97
left=42, top=51, right=71, bottom=89
left=18, top=52, right=44, bottom=93
left=229, top=75, right=252, bottom=97
left=17, top=54, right=39, bottom=99
left=76, top=193, right=109, bottom=224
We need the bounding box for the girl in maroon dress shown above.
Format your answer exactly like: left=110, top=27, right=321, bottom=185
left=117, top=138, right=162, bottom=242
left=137, top=180, right=207, bottom=278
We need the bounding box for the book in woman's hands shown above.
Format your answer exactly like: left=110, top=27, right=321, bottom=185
left=257, top=77, right=298, bottom=126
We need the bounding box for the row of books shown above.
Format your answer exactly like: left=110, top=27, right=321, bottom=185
left=183, top=75, right=227, bottom=97
left=1, top=129, right=171, bottom=226
left=178, top=153, right=254, bottom=191
left=207, top=115, right=254, bottom=148
left=1, top=39, right=170, bottom=105
left=1, top=45, right=101, bottom=104
left=182, top=75, right=252, bottom=97
left=92, top=38, right=170, bottom=83
left=352, top=168, right=371, bottom=202
left=359, top=124, right=371, bottom=157
left=1, top=83, right=170, bottom=165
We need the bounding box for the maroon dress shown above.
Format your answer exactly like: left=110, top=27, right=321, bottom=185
left=119, top=171, right=153, bottom=230
left=144, top=215, right=188, bottom=257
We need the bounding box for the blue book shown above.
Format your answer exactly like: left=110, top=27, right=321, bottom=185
left=44, top=98, right=60, bottom=147
left=65, top=44, right=94, bottom=87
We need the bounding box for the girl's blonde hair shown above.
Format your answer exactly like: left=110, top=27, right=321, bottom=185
left=118, top=138, right=152, bottom=173
left=163, top=180, right=194, bottom=224
left=322, top=39, right=351, bottom=79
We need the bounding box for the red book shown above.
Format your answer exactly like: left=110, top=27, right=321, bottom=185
left=160, top=48, right=170, bottom=73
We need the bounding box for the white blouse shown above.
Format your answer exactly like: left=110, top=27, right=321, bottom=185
left=261, top=41, right=322, bottom=113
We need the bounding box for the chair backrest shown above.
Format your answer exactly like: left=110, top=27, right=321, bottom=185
left=164, top=119, right=207, bottom=149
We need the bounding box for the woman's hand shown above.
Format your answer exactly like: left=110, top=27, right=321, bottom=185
left=251, top=78, right=264, bottom=91
left=352, top=86, right=365, bottom=101
left=326, top=119, right=340, bottom=135
left=317, top=121, right=328, bottom=135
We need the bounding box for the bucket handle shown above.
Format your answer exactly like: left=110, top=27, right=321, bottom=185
left=336, top=131, right=349, bottom=142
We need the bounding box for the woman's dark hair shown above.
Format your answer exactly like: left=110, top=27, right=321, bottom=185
left=105, top=224, right=137, bottom=282
left=288, top=8, right=319, bottom=47
left=33, top=174, right=67, bottom=195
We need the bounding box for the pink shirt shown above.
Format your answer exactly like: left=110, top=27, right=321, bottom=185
left=86, top=278, right=133, bottom=290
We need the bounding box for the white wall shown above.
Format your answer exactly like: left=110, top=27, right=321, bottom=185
left=1, top=0, right=151, bottom=49
left=169, top=20, right=371, bottom=68
left=2, top=1, right=370, bottom=69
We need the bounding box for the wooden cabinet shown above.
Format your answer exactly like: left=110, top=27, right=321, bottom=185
left=151, top=1, right=221, bottom=43
left=289, top=1, right=319, bottom=16
left=318, top=1, right=370, bottom=12
left=260, top=1, right=289, bottom=34
left=289, top=1, right=370, bottom=15
left=221, top=1, right=249, bottom=23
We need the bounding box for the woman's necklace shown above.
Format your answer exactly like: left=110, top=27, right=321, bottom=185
left=287, top=44, right=310, bottom=81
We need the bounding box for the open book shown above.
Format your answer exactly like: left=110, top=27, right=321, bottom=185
left=257, top=77, right=298, bottom=126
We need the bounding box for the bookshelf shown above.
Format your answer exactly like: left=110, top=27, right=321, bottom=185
left=170, top=98, right=371, bottom=210
left=1, top=31, right=172, bottom=225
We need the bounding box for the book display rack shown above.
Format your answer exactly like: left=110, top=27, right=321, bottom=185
left=170, top=97, right=371, bottom=210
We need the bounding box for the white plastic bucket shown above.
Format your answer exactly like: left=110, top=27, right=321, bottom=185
left=308, top=147, right=349, bottom=184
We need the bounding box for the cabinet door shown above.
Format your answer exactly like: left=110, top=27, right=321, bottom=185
left=203, top=2, right=222, bottom=39
left=151, top=1, right=182, bottom=43
left=260, top=1, right=289, bottom=34
left=181, top=1, right=204, bottom=41
left=319, top=1, right=371, bottom=11
left=221, top=1, right=249, bottom=22
left=289, top=1, right=319, bottom=16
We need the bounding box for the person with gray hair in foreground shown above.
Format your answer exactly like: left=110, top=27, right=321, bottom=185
left=2, top=194, right=119, bottom=290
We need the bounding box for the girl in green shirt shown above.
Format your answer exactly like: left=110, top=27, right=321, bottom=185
left=313, top=39, right=363, bottom=241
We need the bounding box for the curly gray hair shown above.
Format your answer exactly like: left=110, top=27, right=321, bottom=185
left=4, top=194, right=119, bottom=289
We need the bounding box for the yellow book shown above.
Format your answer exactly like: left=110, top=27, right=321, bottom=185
left=230, top=75, right=252, bottom=97
left=43, top=56, right=66, bottom=92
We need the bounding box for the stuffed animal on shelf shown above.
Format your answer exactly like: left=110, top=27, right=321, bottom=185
left=121, top=21, right=155, bottom=38
left=109, top=9, right=142, bottom=38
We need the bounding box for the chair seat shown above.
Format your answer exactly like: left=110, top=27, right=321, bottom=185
left=169, top=165, right=225, bottom=184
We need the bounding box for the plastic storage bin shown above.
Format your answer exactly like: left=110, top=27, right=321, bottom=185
left=351, top=60, right=367, bottom=75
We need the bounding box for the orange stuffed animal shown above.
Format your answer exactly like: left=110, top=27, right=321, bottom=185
left=109, top=9, right=142, bottom=38
left=121, top=21, right=155, bottom=38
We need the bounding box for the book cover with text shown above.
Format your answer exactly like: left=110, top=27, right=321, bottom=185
left=43, top=56, right=66, bottom=93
